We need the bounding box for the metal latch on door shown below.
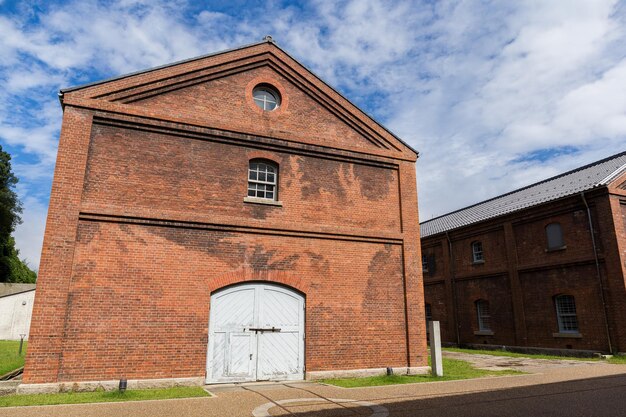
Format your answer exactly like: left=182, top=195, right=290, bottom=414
left=246, top=327, right=281, bottom=333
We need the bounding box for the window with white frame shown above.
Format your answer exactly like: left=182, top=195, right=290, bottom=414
left=252, top=85, right=281, bottom=111
left=248, top=160, right=278, bottom=200
left=476, top=300, right=491, bottom=331
left=471, top=241, right=484, bottom=263
left=422, top=255, right=429, bottom=273
left=555, top=294, right=579, bottom=333
left=546, top=223, right=565, bottom=250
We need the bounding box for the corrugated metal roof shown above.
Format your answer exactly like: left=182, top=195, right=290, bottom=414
left=420, top=151, right=626, bottom=238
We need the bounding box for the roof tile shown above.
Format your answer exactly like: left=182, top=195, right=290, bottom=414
left=420, top=152, right=626, bottom=237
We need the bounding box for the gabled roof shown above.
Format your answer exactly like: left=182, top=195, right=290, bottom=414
left=420, top=151, right=626, bottom=238
left=59, top=37, right=418, bottom=158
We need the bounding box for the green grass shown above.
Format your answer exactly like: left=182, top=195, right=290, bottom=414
left=0, top=386, right=210, bottom=408
left=608, top=355, right=626, bottom=365
left=443, top=347, right=598, bottom=361
left=0, top=340, right=27, bottom=376
left=321, top=357, right=523, bottom=388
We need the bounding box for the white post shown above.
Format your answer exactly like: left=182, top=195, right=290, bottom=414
left=429, top=320, right=443, bottom=376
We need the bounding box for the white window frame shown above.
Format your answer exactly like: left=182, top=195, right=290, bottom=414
left=253, top=86, right=280, bottom=111
left=555, top=295, right=579, bottom=333
left=476, top=300, right=491, bottom=331
left=472, top=241, right=484, bottom=263
left=247, top=160, right=278, bottom=201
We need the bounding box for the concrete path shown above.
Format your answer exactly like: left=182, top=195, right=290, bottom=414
left=1, top=363, right=625, bottom=416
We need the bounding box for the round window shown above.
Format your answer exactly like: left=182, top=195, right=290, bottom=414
left=252, top=85, right=281, bottom=111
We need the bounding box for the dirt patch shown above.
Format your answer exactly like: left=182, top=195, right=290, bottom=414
left=443, top=351, right=601, bottom=373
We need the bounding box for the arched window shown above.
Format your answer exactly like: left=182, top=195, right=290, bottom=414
left=546, top=223, right=565, bottom=250
left=475, top=299, right=491, bottom=331
left=555, top=294, right=578, bottom=333
left=247, top=159, right=278, bottom=201
left=471, top=241, right=484, bottom=263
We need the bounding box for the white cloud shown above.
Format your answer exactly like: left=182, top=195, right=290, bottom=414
left=1, top=0, right=626, bottom=267
left=0, top=0, right=252, bottom=270
left=5, top=67, right=64, bottom=92
left=0, top=101, right=60, bottom=165
left=551, top=59, right=626, bottom=141
left=383, top=0, right=626, bottom=218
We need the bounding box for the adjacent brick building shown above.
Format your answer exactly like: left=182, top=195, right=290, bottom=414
left=22, top=38, right=427, bottom=389
left=421, top=152, right=626, bottom=354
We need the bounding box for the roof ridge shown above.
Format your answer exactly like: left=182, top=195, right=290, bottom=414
left=421, top=150, right=626, bottom=226
left=599, top=161, right=626, bottom=185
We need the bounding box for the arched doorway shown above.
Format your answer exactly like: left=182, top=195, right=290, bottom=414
left=206, top=282, right=305, bottom=383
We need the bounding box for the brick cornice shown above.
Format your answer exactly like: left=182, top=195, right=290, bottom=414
left=72, top=109, right=411, bottom=165
left=516, top=257, right=600, bottom=273
left=77, top=212, right=405, bottom=245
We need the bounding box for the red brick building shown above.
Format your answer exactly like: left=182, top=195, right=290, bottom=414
left=421, top=152, right=626, bottom=355
left=22, top=39, right=427, bottom=390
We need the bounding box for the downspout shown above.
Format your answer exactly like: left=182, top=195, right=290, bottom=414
left=581, top=192, right=614, bottom=353
left=446, top=232, right=461, bottom=346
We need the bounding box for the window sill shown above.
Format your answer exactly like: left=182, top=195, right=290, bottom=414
left=552, top=332, right=582, bottom=339
left=243, top=197, right=283, bottom=207
left=472, top=260, right=485, bottom=265
left=545, top=246, right=567, bottom=252
left=474, top=330, right=494, bottom=336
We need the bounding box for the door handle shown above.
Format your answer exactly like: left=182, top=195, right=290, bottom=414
left=246, top=327, right=282, bottom=333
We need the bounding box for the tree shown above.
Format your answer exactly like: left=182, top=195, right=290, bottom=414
left=0, top=145, right=36, bottom=283
left=2, top=237, right=36, bottom=283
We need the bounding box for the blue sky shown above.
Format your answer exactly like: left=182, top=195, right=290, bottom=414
left=1, top=0, right=626, bottom=269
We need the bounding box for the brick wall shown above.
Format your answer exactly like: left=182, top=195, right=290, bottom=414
left=131, top=66, right=382, bottom=154
left=422, top=191, right=626, bottom=353
left=423, top=282, right=451, bottom=341
left=601, top=179, right=626, bottom=353
left=54, top=221, right=408, bottom=381
left=520, top=264, right=608, bottom=350
left=81, top=123, right=402, bottom=234
left=24, top=42, right=426, bottom=383
left=455, top=275, right=516, bottom=346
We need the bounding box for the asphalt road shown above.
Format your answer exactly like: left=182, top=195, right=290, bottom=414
left=375, top=373, right=626, bottom=417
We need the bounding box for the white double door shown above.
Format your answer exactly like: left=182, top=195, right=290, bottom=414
left=206, top=283, right=305, bottom=383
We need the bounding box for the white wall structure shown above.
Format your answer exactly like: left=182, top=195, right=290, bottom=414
left=0, top=284, right=36, bottom=340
